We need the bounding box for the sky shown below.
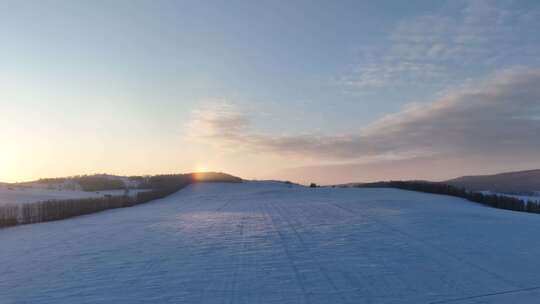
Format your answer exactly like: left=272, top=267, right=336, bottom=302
left=2, top=0, right=540, bottom=184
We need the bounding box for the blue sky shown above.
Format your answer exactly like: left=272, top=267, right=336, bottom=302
left=2, top=0, right=540, bottom=183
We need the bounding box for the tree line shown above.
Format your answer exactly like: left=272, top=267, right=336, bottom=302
left=357, top=181, right=540, bottom=214
left=0, top=172, right=242, bottom=228
left=37, top=175, right=125, bottom=191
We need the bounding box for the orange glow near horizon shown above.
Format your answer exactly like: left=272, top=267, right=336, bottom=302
left=193, top=165, right=209, bottom=173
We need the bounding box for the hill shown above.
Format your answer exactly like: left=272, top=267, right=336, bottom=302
left=445, top=169, right=540, bottom=193
left=6, top=172, right=243, bottom=192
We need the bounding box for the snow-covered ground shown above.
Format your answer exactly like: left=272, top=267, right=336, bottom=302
left=0, top=186, right=149, bottom=206
left=2, top=181, right=540, bottom=303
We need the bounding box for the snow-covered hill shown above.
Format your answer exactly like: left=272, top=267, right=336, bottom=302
left=2, top=181, right=540, bottom=303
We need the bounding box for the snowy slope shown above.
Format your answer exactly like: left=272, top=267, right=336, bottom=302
left=2, top=181, right=540, bottom=303
left=0, top=186, right=148, bottom=206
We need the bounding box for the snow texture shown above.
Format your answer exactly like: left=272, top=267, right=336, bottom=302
left=2, top=181, right=540, bottom=303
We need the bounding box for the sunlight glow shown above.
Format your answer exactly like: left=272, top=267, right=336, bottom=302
left=193, top=165, right=208, bottom=173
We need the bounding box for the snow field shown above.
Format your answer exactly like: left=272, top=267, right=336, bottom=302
left=2, top=181, right=540, bottom=303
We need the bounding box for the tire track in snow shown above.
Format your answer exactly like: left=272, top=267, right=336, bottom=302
left=171, top=198, right=234, bottom=303
left=228, top=215, right=246, bottom=304
left=268, top=202, right=350, bottom=304
left=261, top=202, right=311, bottom=304
left=427, top=285, right=540, bottom=303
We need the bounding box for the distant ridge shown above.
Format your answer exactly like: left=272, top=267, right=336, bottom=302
left=445, top=169, right=540, bottom=193
left=3, top=172, right=243, bottom=192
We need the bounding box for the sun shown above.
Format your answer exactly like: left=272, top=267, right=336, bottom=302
left=193, top=165, right=208, bottom=173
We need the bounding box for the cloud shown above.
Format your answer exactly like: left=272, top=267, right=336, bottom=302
left=189, top=67, right=540, bottom=167
left=187, top=103, right=249, bottom=141
left=341, top=0, right=540, bottom=90
left=342, top=62, right=446, bottom=89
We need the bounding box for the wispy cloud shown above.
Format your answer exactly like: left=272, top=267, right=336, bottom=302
left=340, top=0, right=540, bottom=90
left=189, top=67, right=540, bottom=166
